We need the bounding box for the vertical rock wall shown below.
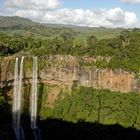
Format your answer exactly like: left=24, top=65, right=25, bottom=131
left=0, top=55, right=139, bottom=93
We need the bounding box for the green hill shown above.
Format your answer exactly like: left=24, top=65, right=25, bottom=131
left=0, top=16, right=39, bottom=28
left=0, top=16, right=123, bottom=40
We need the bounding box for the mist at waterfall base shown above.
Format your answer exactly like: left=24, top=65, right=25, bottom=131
left=12, top=56, right=41, bottom=140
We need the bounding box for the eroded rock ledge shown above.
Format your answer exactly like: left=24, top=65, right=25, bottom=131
left=0, top=55, right=139, bottom=93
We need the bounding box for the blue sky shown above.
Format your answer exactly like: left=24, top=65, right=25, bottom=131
left=63, top=0, right=125, bottom=9
left=0, top=0, right=140, bottom=28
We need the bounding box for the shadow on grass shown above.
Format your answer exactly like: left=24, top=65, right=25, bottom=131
left=0, top=104, right=14, bottom=140
left=39, top=118, right=140, bottom=140
left=1, top=111, right=140, bottom=140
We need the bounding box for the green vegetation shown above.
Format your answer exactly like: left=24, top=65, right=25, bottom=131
left=0, top=89, right=5, bottom=105
left=40, top=86, right=140, bottom=130
left=0, top=26, right=140, bottom=74
left=0, top=84, right=12, bottom=106
left=0, top=16, right=122, bottom=40
left=1, top=16, right=140, bottom=138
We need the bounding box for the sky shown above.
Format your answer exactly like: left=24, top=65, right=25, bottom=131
left=0, top=0, right=140, bottom=28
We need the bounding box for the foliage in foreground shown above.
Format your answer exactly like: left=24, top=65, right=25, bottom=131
left=1, top=29, right=140, bottom=74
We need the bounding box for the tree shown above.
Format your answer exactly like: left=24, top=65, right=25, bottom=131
left=107, top=38, right=122, bottom=50
left=60, top=32, right=74, bottom=41
left=120, top=30, right=130, bottom=47
left=86, top=35, right=98, bottom=47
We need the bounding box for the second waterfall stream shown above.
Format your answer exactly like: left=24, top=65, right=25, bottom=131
left=30, top=57, right=41, bottom=140
left=30, top=57, right=38, bottom=129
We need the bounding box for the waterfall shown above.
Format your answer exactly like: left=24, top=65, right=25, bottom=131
left=13, top=56, right=41, bottom=140
left=12, top=57, right=25, bottom=140
left=30, top=57, right=41, bottom=140
left=13, top=57, right=19, bottom=133
left=31, top=57, right=38, bottom=129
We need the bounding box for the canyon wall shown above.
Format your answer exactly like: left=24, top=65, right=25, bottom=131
left=0, top=55, right=139, bottom=93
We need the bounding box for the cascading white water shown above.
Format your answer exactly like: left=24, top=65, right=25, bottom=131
left=13, top=56, right=41, bottom=140
left=30, top=57, right=41, bottom=140
left=31, top=57, right=38, bottom=129
left=13, top=57, right=19, bottom=130
left=12, top=57, right=25, bottom=140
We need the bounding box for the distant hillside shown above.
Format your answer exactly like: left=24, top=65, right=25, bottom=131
left=0, top=16, right=39, bottom=28
left=0, top=16, right=123, bottom=39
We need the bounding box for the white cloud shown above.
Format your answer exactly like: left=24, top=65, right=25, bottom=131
left=120, top=0, right=140, bottom=4
left=5, top=0, right=62, bottom=10
left=13, top=8, right=138, bottom=28
left=15, top=10, right=45, bottom=21
left=106, top=8, right=125, bottom=22
left=1, top=0, right=139, bottom=28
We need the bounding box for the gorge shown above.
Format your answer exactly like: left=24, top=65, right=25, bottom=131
left=0, top=55, right=140, bottom=140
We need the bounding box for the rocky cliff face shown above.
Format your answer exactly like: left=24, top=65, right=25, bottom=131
left=0, top=55, right=139, bottom=93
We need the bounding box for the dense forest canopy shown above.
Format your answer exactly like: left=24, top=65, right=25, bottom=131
left=41, top=86, right=140, bottom=130
left=0, top=27, right=140, bottom=73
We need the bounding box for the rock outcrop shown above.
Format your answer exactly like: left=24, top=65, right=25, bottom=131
left=0, top=55, right=139, bottom=93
